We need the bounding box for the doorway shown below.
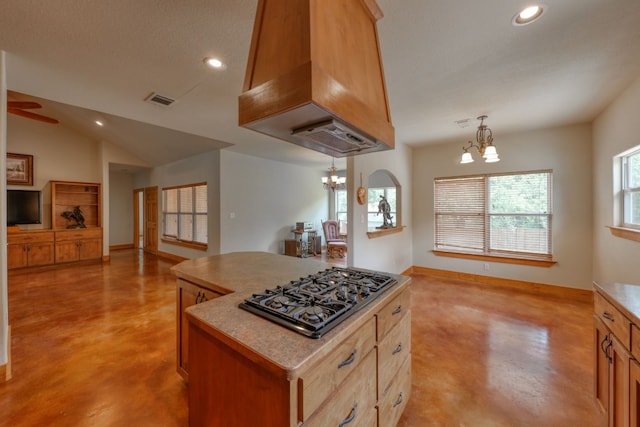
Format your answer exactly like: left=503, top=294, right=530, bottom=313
left=133, top=186, right=158, bottom=254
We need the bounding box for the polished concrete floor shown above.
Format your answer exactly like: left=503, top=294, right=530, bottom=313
left=1, top=250, right=601, bottom=426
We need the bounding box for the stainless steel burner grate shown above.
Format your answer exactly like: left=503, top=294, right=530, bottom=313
left=239, top=267, right=397, bottom=338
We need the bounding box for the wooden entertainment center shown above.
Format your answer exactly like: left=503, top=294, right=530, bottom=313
left=7, top=180, right=102, bottom=270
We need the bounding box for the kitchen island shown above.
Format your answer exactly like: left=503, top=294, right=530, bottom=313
left=171, top=252, right=411, bottom=427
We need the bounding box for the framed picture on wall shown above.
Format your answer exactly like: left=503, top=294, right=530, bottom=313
left=7, top=153, right=34, bottom=186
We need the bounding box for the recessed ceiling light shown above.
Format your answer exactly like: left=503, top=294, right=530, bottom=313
left=512, top=5, right=545, bottom=26
left=203, top=57, right=226, bottom=70
left=95, top=120, right=104, bottom=127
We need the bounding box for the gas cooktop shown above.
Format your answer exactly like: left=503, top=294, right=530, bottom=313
left=239, top=266, right=397, bottom=338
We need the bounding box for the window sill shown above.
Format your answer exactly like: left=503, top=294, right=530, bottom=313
left=367, top=226, right=405, bottom=239
left=608, top=226, right=640, bottom=243
left=432, top=250, right=557, bottom=267
left=161, top=237, right=208, bottom=251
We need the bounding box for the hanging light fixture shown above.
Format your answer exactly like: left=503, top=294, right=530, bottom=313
left=460, top=115, right=500, bottom=164
left=321, top=158, right=346, bottom=191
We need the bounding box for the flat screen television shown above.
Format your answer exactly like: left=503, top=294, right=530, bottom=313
left=7, top=189, right=42, bottom=225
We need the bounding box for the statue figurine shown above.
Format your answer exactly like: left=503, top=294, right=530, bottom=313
left=61, top=206, right=87, bottom=229
left=377, top=195, right=394, bottom=229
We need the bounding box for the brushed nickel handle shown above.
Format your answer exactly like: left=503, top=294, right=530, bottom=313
left=602, top=312, right=615, bottom=322
left=393, top=392, right=404, bottom=408
left=338, top=403, right=357, bottom=427
left=338, top=349, right=357, bottom=369
left=392, top=305, right=402, bottom=315
left=392, top=343, right=403, bottom=355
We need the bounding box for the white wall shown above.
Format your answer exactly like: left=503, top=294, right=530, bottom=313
left=109, top=171, right=134, bottom=246
left=220, top=150, right=329, bottom=254
left=412, top=124, right=594, bottom=289
left=138, top=150, right=223, bottom=258
left=593, top=74, right=640, bottom=284
left=349, top=142, right=413, bottom=275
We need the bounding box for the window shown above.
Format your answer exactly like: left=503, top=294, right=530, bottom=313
left=335, top=189, right=348, bottom=234
left=162, top=182, right=207, bottom=246
left=622, top=148, right=640, bottom=229
left=434, top=170, right=552, bottom=261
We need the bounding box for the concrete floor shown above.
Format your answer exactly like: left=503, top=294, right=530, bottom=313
left=1, top=250, right=601, bottom=426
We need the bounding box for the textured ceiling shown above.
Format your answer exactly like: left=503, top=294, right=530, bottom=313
left=2, top=0, right=640, bottom=170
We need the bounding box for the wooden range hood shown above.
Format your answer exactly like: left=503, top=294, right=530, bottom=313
left=238, top=0, right=395, bottom=157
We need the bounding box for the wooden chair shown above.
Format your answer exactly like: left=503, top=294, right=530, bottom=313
left=322, top=220, right=347, bottom=258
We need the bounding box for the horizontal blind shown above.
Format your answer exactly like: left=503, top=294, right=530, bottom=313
left=163, top=188, right=178, bottom=237
left=435, top=176, right=485, bottom=252
left=194, top=184, right=208, bottom=243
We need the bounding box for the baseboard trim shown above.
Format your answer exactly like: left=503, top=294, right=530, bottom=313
left=157, top=250, right=188, bottom=263
left=1, top=326, right=12, bottom=382
left=110, top=243, right=134, bottom=251
left=409, top=266, right=593, bottom=303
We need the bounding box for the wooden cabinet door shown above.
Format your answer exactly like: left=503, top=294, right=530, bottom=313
left=7, top=244, right=27, bottom=269
left=144, top=186, right=158, bottom=255
left=631, top=359, right=640, bottom=427
left=55, top=241, right=79, bottom=263
left=177, top=281, right=198, bottom=379
left=610, top=333, right=631, bottom=427
left=177, top=279, right=222, bottom=381
left=78, top=238, right=102, bottom=260
left=28, top=242, right=55, bottom=266
left=595, top=315, right=611, bottom=419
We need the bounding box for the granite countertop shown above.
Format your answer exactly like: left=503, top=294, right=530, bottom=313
left=170, top=252, right=411, bottom=380
left=594, top=281, right=640, bottom=325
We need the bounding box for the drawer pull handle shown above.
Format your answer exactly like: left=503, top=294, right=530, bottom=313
left=338, top=403, right=357, bottom=427
left=392, top=343, right=403, bottom=355
left=393, top=392, right=404, bottom=408
left=338, top=349, right=357, bottom=369
left=600, top=335, right=610, bottom=355
left=602, top=311, right=615, bottom=322
left=392, top=305, right=402, bottom=315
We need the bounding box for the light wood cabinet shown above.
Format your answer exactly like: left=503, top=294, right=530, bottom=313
left=54, top=228, right=103, bottom=263
left=49, top=180, right=103, bottom=264
left=631, top=358, right=640, bottom=426
left=594, top=289, right=637, bottom=427
left=187, top=285, right=411, bottom=427
left=7, top=231, right=55, bottom=269
left=176, top=278, right=223, bottom=382
left=51, top=181, right=101, bottom=230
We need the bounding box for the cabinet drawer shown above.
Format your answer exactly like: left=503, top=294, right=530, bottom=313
left=8, top=231, right=54, bottom=244
left=377, top=288, right=411, bottom=341
left=298, top=316, right=376, bottom=421
left=595, top=292, right=630, bottom=349
left=55, top=228, right=102, bottom=241
left=303, top=348, right=377, bottom=427
left=378, top=355, right=411, bottom=427
left=378, top=311, right=411, bottom=396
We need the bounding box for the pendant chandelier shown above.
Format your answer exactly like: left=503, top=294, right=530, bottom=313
left=460, top=115, right=500, bottom=164
left=321, top=158, right=346, bottom=191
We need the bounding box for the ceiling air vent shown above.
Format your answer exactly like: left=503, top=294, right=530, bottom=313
left=455, top=118, right=473, bottom=128
left=144, top=92, right=176, bottom=107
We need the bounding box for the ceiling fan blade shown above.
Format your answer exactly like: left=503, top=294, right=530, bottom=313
left=8, top=108, right=59, bottom=124
left=7, top=101, right=42, bottom=110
